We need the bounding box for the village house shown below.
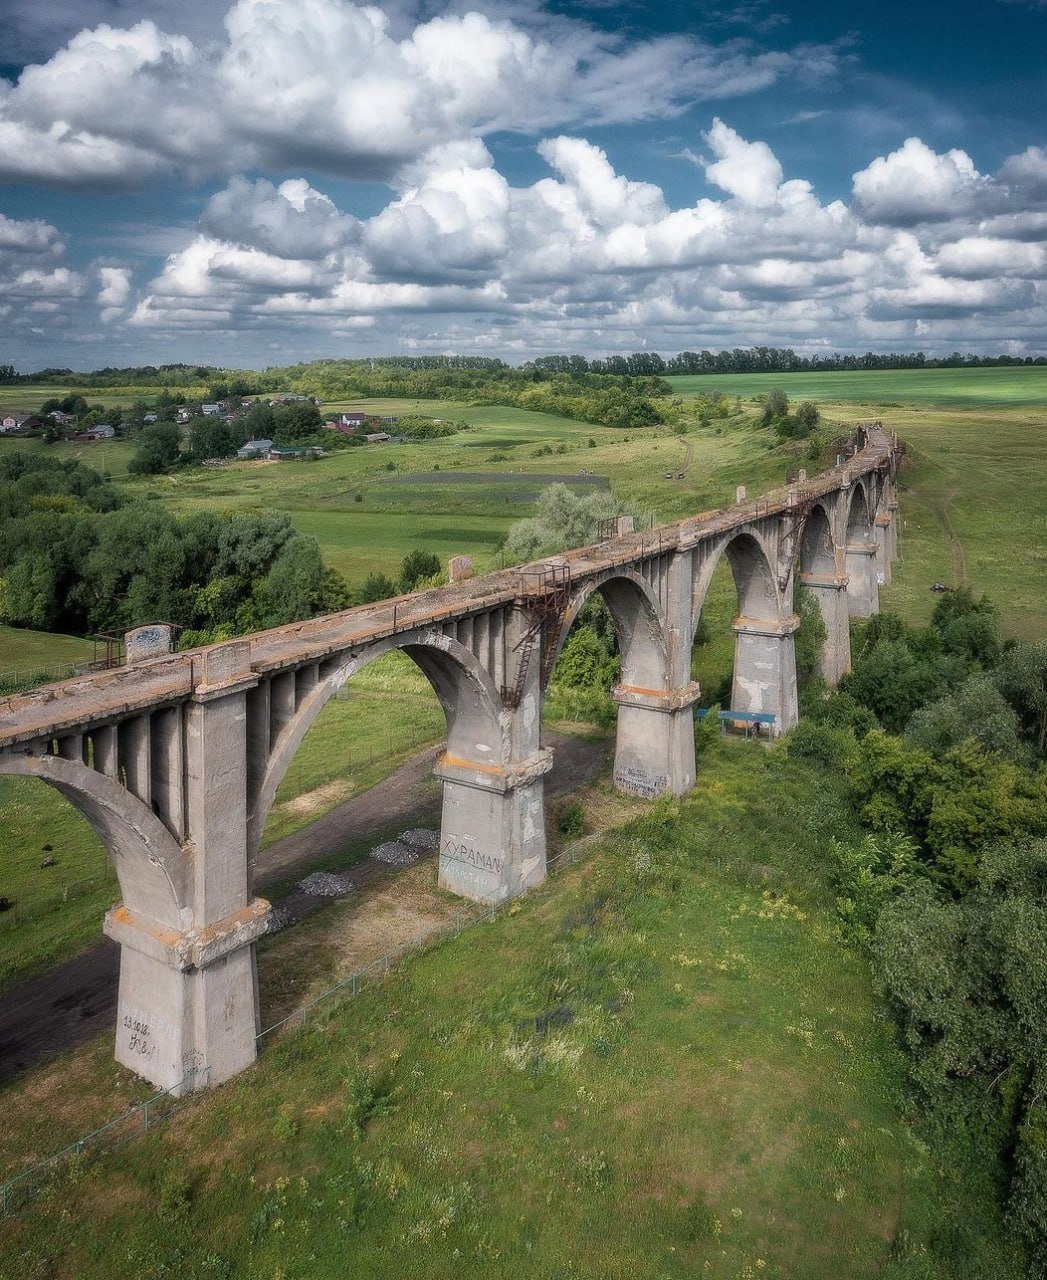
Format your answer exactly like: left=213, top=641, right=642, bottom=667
left=0, top=412, right=33, bottom=433
left=236, top=438, right=275, bottom=459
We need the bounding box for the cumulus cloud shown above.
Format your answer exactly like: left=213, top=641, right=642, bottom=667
left=852, top=137, right=986, bottom=224
left=703, top=117, right=783, bottom=205
left=19, top=122, right=1047, bottom=364
left=201, top=177, right=357, bottom=259
left=0, top=0, right=841, bottom=188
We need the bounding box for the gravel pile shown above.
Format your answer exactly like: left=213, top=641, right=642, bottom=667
left=296, top=870, right=357, bottom=897
left=265, top=904, right=296, bottom=935
left=370, top=840, right=420, bottom=867
left=399, top=828, right=439, bottom=853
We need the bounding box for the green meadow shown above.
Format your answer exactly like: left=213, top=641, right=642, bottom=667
left=0, top=626, right=94, bottom=678
left=0, top=742, right=1022, bottom=1279
left=667, top=364, right=1047, bottom=406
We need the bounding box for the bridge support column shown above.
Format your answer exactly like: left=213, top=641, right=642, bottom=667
left=435, top=749, right=553, bottom=904
left=874, top=513, right=892, bottom=586
left=731, top=616, right=799, bottom=736
left=102, top=642, right=268, bottom=1095
left=800, top=573, right=851, bottom=686
left=844, top=542, right=880, bottom=617
left=611, top=682, right=702, bottom=798
left=104, top=900, right=269, bottom=1094
left=887, top=501, right=900, bottom=562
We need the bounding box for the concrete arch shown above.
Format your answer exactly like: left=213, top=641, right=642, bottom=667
left=250, top=629, right=504, bottom=858
left=846, top=481, right=874, bottom=542
left=547, top=568, right=669, bottom=691
left=800, top=501, right=838, bottom=576
left=0, top=752, right=187, bottom=928
left=692, top=528, right=781, bottom=636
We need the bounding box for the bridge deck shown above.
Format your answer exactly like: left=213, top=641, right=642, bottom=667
left=0, top=427, right=895, bottom=749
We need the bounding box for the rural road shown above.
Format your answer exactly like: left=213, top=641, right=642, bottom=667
left=0, top=731, right=610, bottom=1084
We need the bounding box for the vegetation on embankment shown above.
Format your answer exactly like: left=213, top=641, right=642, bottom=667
left=0, top=737, right=1026, bottom=1279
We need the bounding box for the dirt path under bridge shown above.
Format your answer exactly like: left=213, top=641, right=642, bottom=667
left=0, top=730, right=611, bottom=1085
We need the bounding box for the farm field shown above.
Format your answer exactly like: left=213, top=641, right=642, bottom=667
left=0, top=741, right=1022, bottom=1279
left=668, top=365, right=1047, bottom=405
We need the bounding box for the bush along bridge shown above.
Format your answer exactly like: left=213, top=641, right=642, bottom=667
left=0, top=424, right=900, bottom=1094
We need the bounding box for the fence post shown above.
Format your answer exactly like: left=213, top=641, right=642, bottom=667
left=455, top=911, right=461, bottom=937
left=142, top=1101, right=149, bottom=1133
left=351, top=973, right=357, bottom=997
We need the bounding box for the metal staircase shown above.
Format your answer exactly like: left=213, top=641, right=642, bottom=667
left=501, top=564, right=573, bottom=708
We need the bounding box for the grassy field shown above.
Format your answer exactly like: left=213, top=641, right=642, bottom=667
left=0, top=626, right=95, bottom=679
left=0, top=435, right=138, bottom=477
left=0, top=741, right=1022, bottom=1279
left=667, top=365, right=1047, bottom=405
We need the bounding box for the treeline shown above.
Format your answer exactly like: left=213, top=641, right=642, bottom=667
left=789, top=590, right=1047, bottom=1267
left=0, top=453, right=347, bottom=644
left=270, top=359, right=669, bottom=430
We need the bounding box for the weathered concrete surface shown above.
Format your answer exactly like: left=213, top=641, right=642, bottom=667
left=0, top=422, right=901, bottom=1091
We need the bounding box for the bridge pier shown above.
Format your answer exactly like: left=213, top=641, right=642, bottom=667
left=874, top=513, right=892, bottom=585
left=104, top=900, right=268, bottom=1093
left=435, top=750, right=553, bottom=903
left=731, top=616, right=800, bottom=736
left=844, top=542, right=880, bottom=617
left=611, top=682, right=701, bottom=797
left=800, top=573, right=851, bottom=686
left=104, top=643, right=269, bottom=1095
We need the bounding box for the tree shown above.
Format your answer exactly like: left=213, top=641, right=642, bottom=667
left=760, top=388, right=790, bottom=429
left=185, top=417, right=235, bottom=464
left=400, top=549, right=442, bottom=593
left=128, top=423, right=181, bottom=475
left=792, top=401, right=820, bottom=437
left=359, top=572, right=396, bottom=603
left=503, top=484, right=623, bottom=563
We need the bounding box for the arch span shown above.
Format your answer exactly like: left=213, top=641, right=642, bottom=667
left=846, top=481, right=873, bottom=542
left=547, top=568, right=668, bottom=692
left=0, top=753, right=187, bottom=927
left=692, top=528, right=781, bottom=636
left=800, top=502, right=838, bottom=576
left=249, top=629, right=504, bottom=858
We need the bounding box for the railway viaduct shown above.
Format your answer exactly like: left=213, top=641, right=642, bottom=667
left=0, top=424, right=900, bottom=1093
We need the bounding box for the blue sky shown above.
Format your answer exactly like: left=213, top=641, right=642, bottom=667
left=1, top=0, right=1045, bottom=370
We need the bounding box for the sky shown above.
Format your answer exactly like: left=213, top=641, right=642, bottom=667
left=1, top=0, right=1045, bottom=371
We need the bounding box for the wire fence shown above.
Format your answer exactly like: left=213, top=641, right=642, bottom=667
left=0, top=831, right=598, bottom=1220
left=0, top=1065, right=210, bottom=1218
left=0, top=662, right=83, bottom=696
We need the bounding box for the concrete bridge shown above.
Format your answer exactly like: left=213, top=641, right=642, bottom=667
left=0, top=424, right=900, bottom=1093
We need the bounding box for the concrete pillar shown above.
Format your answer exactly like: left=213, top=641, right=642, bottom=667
left=435, top=749, right=553, bottom=903
left=874, top=513, right=892, bottom=586
left=104, top=643, right=269, bottom=1094
left=731, top=616, right=800, bottom=735
left=844, top=542, right=880, bottom=617
left=887, top=501, right=900, bottom=561
left=800, top=573, right=851, bottom=686
left=611, top=681, right=702, bottom=796
left=104, top=899, right=269, bottom=1092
